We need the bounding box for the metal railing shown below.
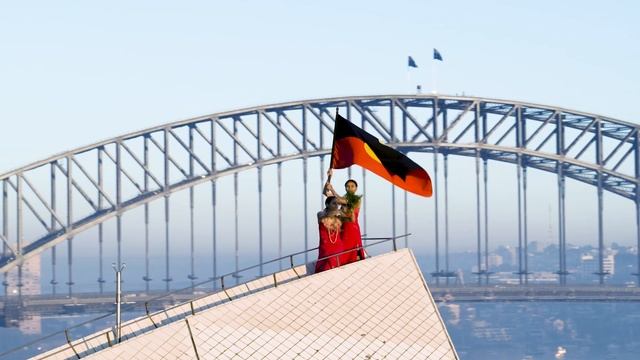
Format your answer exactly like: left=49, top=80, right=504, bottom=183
left=0, top=234, right=408, bottom=359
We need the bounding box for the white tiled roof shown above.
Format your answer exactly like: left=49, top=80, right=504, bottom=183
left=36, top=249, right=458, bottom=359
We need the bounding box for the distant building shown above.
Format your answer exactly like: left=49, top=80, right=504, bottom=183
left=578, top=253, right=597, bottom=282
left=4, top=256, right=42, bottom=335
left=577, top=251, right=616, bottom=281
left=488, top=254, right=503, bottom=268
left=529, top=241, right=544, bottom=253
left=495, top=246, right=517, bottom=266
left=5, top=256, right=41, bottom=296
left=528, top=271, right=558, bottom=284
left=603, top=252, right=615, bottom=276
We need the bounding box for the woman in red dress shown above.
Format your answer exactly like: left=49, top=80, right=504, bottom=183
left=324, top=175, right=365, bottom=265
left=314, top=196, right=344, bottom=273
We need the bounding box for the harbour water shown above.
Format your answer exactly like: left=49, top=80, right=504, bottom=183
left=2, top=293, right=639, bottom=359
left=440, top=302, right=640, bottom=359
left=1, top=251, right=639, bottom=359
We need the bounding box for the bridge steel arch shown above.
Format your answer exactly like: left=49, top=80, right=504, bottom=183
left=1, top=95, right=640, bottom=287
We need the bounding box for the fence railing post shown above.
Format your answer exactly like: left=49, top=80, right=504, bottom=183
left=290, top=255, right=301, bottom=278
left=112, top=263, right=126, bottom=343
left=145, top=301, right=158, bottom=328
left=64, top=329, right=81, bottom=359
left=106, top=331, right=112, bottom=347
left=221, top=276, right=232, bottom=301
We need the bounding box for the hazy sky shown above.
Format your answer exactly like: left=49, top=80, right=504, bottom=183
left=1, top=0, right=638, bottom=173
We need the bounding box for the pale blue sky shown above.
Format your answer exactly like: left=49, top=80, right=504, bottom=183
left=1, top=0, right=638, bottom=173
left=1, top=1, right=639, bottom=260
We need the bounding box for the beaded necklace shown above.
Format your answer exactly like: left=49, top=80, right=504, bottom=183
left=321, top=214, right=341, bottom=244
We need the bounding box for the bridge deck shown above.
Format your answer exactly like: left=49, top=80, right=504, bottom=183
left=3, top=284, right=640, bottom=321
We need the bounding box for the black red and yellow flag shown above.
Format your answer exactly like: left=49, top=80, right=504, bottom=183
left=330, top=114, right=432, bottom=197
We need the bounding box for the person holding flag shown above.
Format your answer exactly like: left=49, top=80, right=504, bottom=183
left=314, top=196, right=344, bottom=273
left=322, top=111, right=433, bottom=267
left=324, top=174, right=365, bottom=264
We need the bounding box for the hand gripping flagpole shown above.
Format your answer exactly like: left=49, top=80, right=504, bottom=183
left=325, top=107, right=339, bottom=187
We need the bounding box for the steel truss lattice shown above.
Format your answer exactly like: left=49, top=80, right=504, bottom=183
left=1, top=95, right=639, bottom=285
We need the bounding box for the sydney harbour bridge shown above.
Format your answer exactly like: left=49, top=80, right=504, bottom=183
left=2, top=94, right=640, bottom=315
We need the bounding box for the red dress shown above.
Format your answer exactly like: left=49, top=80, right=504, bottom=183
left=315, top=218, right=344, bottom=273
left=340, top=207, right=365, bottom=264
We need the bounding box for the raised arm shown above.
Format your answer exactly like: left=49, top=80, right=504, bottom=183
left=323, top=169, right=345, bottom=200
left=323, top=181, right=347, bottom=204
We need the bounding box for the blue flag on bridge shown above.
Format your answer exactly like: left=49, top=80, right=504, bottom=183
left=408, top=56, right=418, bottom=68
left=433, top=48, right=443, bottom=61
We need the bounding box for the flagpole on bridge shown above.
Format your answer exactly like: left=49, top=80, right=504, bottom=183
left=432, top=61, right=436, bottom=94
left=324, top=107, right=340, bottom=186
left=407, top=55, right=419, bottom=94
left=432, top=48, right=443, bottom=94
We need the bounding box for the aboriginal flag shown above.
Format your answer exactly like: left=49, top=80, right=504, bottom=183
left=330, top=114, right=432, bottom=197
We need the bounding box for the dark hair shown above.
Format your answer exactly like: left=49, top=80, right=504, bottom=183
left=344, top=179, right=358, bottom=188
left=325, top=196, right=336, bottom=207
